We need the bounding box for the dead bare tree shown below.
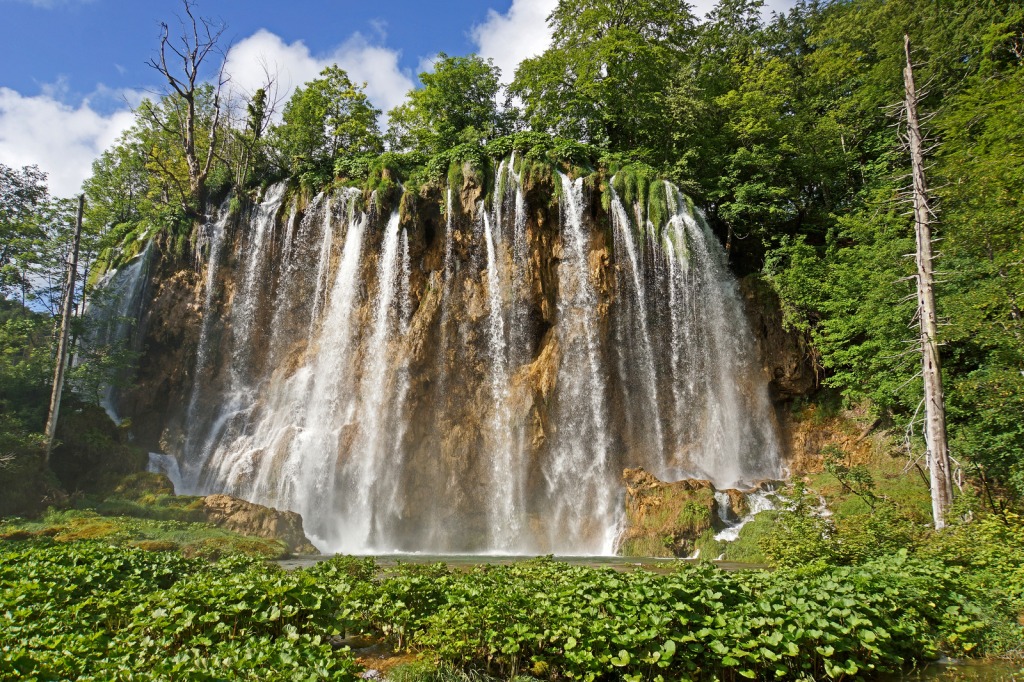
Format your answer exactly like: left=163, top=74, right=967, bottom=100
left=903, top=34, right=953, bottom=529
left=144, top=0, right=228, bottom=218
left=44, top=195, right=84, bottom=464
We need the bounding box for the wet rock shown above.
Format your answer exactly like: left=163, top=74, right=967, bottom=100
left=201, top=494, right=318, bottom=555
left=739, top=275, right=817, bottom=400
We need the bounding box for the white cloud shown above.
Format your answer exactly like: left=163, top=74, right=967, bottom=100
left=224, top=29, right=415, bottom=119
left=471, top=0, right=557, bottom=83
left=333, top=33, right=415, bottom=115
left=416, top=53, right=440, bottom=78
left=469, top=0, right=799, bottom=83
left=0, top=28, right=414, bottom=198
left=0, top=87, right=134, bottom=197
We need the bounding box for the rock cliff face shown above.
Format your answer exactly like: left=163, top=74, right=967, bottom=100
left=120, top=160, right=789, bottom=555
left=739, top=276, right=818, bottom=400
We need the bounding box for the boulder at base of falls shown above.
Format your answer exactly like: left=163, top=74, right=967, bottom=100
left=202, top=495, right=319, bottom=555
left=619, top=468, right=719, bottom=558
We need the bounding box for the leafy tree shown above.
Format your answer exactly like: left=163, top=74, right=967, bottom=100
left=760, top=0, right=1024, bottom=500
left=668, top=1, right=855, bottom=267
left=511, top=0, right=695, bottom=161
left=271, top=66, right=382, bottom=184
left=387, top=53, right=506, bottom=155
left=0, top=164, right=49, bottom=306
left=931, top=16, right=1024, bottom=496
left=134, top=84, right=228, bottom=228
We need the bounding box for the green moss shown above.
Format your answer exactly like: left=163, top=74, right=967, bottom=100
left=694, top=529, right=725, bottom=560
left=447, top=159, right=464, bottom=197
left=622, top=483, right=716, bottom=558
left=647, top=178, right=669, bottom=233
left=720, top=511, right=779, bottom=564
left=399, top=187, right=418, bottom=225
left=1, top=508, right=289, bottom=559
left=619, top=535, right=675, bottom=558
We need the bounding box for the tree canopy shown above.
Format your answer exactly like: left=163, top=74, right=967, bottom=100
left=271, top=66, right=383, bottom=184
left=387, top=53, right=506, bottom=155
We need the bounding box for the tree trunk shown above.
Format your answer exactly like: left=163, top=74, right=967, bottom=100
left=904, top=34, right=953, bottom=529
left=44, top=194, right=85, bottom=464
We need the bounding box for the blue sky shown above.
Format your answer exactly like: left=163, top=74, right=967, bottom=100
left=0, top=0, right=795, bottom=197
left=0, top=1, right=499, bottom=109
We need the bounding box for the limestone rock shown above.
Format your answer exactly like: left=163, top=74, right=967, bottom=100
left=619, top=468, right=717, bottom=558
left=202, top=494, right=318, bottom=555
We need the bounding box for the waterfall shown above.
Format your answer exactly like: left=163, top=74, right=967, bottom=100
left=609, top=183, right=665, bottom=467
left=181, top=205, right=231, bottom=490
left=542, top=173, right=617, bottom=555
left=341, top=210, right=404, bottom=551
left=80, top=240, right=154, bottom=421
left=658, top=184, right=780, bottom=486
left=168, top=167, right=781, bottom=555
left=481, top=203, right=521, bottom=550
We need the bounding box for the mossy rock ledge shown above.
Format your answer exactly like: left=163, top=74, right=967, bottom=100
left=201, top=494, right=319, bottom=555
left=619, top=467, right=754, bottom=558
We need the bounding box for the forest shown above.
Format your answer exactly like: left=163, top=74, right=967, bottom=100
left=1, top=0, right=1023, bottom=679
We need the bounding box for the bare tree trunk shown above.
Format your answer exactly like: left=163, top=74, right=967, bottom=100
left=44, top=195, right=85, bottom=464
left=147, top=0, right=226, bottom=217
left=904, top=34, right=953, bottom=529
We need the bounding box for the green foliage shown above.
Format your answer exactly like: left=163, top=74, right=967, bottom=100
left=3, top=531, right=1022, bottom=680
left=0, top=413, right=58, bottom=518
left=271, top=65, right=383, bottom=187
left=1, top=163, right=54, bottom=304
left=920, top=512, right=1024, bottom=635
left=371, top=555, right=996, bottom=679
left=511, top=0, right=694, bottom=163
left=46, top=400, right=146, bottom=497
left=758, top=483, right=839, bottom=569
left=721, top=511, right=776, bottom=564
left=0, top=540, right=361, bottom=680
left=388, top=53, right=507, bottom=157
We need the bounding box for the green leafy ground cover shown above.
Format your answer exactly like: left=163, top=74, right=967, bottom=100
left=2, top=536, right=1021, bottom=681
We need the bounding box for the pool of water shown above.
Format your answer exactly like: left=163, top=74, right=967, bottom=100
left=276, top=553, right=766, bottom=573
left=887, top=660, right=1023, bottom=681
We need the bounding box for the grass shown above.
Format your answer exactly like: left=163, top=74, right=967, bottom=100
left=0, top=508, right=289, bottom=559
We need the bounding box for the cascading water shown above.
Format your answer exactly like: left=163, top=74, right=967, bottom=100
left=156, top=165, right=781, bottom=555
left=609, top=183, right=665, bottom=466
left=540, top=173, right=618, bottom=554
left=80, top=240, right=154, bottom=421
left=656, top=183, right=780, bottom=486
left=181, top=204, right=231, bottom=489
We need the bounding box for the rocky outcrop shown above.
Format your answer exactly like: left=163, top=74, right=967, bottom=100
left=740, top=275, right=817, bottom=400
left=618, top=468, right=777, bottom=558
left=779, top=403, right=882, bottom=476
left=619, top=468, right=718, bottom=558
left=202, top=494, right=318, bottom=555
